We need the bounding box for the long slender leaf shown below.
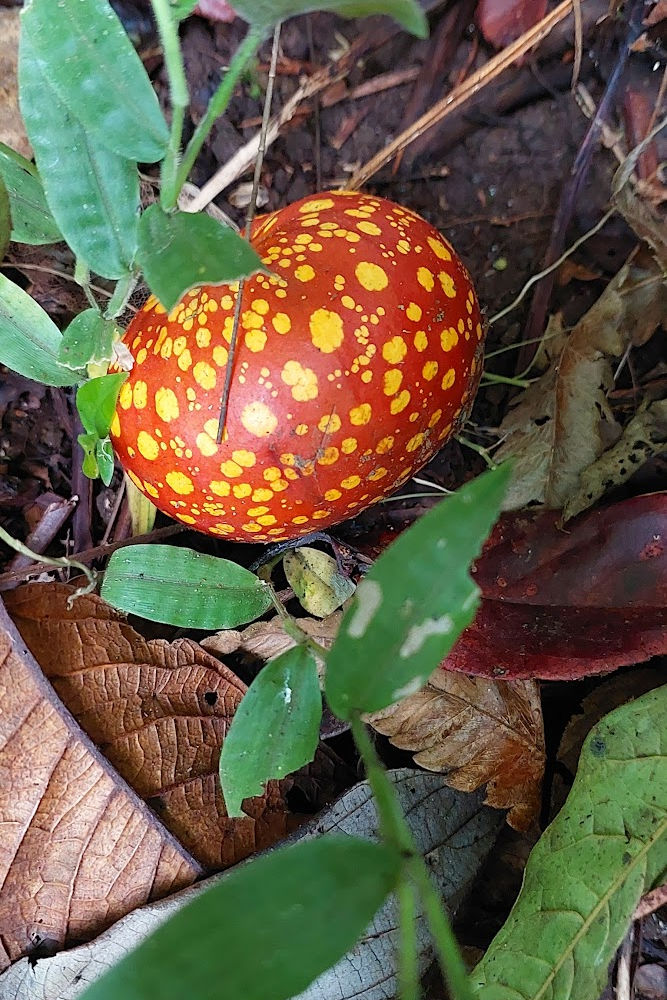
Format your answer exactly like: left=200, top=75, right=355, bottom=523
left=101, top=544, right=272, bottom=628
left=325, top=464, right=511, bottom=720
left=233, top=0, right=428, bottom=36
left=0, top=143, right=62, bottom=245
left=472, top=686, right=667, bottom=1000
left=0, top=274, right=81, bottom=386
left=136, top=205, right=264, bottom=311
left=19, top=33, right=139, bottom=279
left=220, top=645, right=322, bottom=816
left=22, top=0, right=168, bottom=163
left=0, top=175, right=9, bottom=260
left=81, top=837, right=401, bottom=1000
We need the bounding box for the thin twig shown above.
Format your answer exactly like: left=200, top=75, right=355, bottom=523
left=345, top=0, right=584, bottom=189
left=216, top=22, right=282, bottom=444
left=571, top=0, right=583, bottom=90
left=1, top=262, right=113, bottom=299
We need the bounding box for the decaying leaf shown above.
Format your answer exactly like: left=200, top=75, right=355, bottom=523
left=283, top=547, right=355, bottom=618
left=201, top=612, right=342, bottom=667
left=563, top=398, right=667, bottom=520
left=369, top=673, right=544, bottom=830
left=444, top=493, right=667, bottom=680
left=495, top=254, right=666, bottom=511
left=0, top=771, right=502, bottom=1000
left=0, top=598, right=200, bottom=973
left=3, top=583, right=293, bottom=872
left=476, top=0, right=547, bottom=48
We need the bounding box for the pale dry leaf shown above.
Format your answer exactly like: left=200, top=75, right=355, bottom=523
left=369, top=671, right=545, bottom=830
left=563, top=397, right=667, bottom=520
left=199, top=628, right=244, bottom=656
left=0, top=599, right=200, bottom=973
left=3, top=583, right=293, bottom=872
left=212, top=612, right=342, bottom=667
left=495, top=254, right=667, bottom=511
left=0, top=771, right=502, bottom=1000
left=0, top=12, right=32, bottom=160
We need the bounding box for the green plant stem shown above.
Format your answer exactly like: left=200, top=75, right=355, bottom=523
left=349, top=713, right=475, bottom=1000
left=266, top=582, right=330, bottom=661
left=456, top=435, right=498, bottom=469
left=151, top=0, right=189, bottom=210
left=175, top=28, right=262, bottom=198
left=105, top=273, right=137, bottom=320
left=397, top=875, right=420, bottom=1000
left=481, top=372, right=534, bottom=389
left=74, top=258, right=99, bottom=311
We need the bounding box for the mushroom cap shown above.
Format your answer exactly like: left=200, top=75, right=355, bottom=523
left=111, top=190, right=485, bottom=542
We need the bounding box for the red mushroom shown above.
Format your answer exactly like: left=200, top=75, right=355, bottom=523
left=111, top=191, right=484, bottom=542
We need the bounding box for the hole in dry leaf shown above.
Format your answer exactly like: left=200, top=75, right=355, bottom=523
left=204, top=691, right=218, bottom=706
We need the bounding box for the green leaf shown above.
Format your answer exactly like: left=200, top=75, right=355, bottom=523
left=136, top=205, right=264, bottom=311
left=233, top=0, right=428, bottom=36
left=0, top=174, right=10, bottom=261
left=472, top=686, right=667, bottom=1000
left=220, top=645, right=322, bottom=817
left=21, top=0, right=169, bottom=163
left=80, top=836, right=400, bottom=1000
left=325, top=464, right=510, bottom=720
left=19, top=32, right=140, bottom=279
left=101, top=544, right=273, bottom=628
left=170, top=0, right=200, bottom=19
left=78, top=432, right=100, bottom=480
left=0, top=273, right=81, bottom=386
left=77, top=373, right=128, bottom=438
left=0, top=143, right=62, bottom=245
left=284, top=546, right=356, bottom=617
left=60, top=309, right=119, bottom=370
left=96, top=438, right=116, bottom=486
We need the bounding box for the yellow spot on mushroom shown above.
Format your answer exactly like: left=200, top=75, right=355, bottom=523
left=406, top=302, right=422, bottom=322
left=382, top=336, right=407, bottom=364
left=383, top=369, right=403, bottom=396
left=155, top=387, right=179, bottom=422
left=292, top=515, right=309, bottom=524
left=349, top=403, right=372, bottom=426
left=177, top=348, right=192, bottom=371
left=281, top=360, right=319, bottom=401
left=271, top=478, right=289, bottom=492
left=137, top=431, right=159, bottom=460
left=390, top=390, right=411, bottom=414
left=295, top=264, right=315, bottom=282
left=245, top=328, right=268, bottom=353
left=355, top=261, right=388, bottom=291
left=341, top=437, right=358, bottom=454
left=264, top=467, right=281, bottom=482
left=233, top=483, right=252, bottom=499
left=406, top=432, right=426, bottom=453
left=210, top=523, right=234, bottom=535
left=300, top=198, right=334, bottom=212
left=256, top=514, right=277, bottom=526
left=318, top=446, right=339, bottom=466
left=196, top=432, right=218, bottom=457
left=248, top=505, right=269, bottom=517
left=367, top=467, right=388, bottom=481
left=192, top=361, right=216, bottom=390
left=242, top=522, right=262, bottom=533
left=422, top=360, right=439, bottom=380
left=166, top=470, right=194, bottom=495
left=175, top=513, right=197, bottom=525
left=441, top=368, right=456, bottom=390
left=119, top=381, right=133, bottom=410
left=272, top=313, right=291, bottom=334
left=325, top=488, right=342, bottom=501
left=143, top=481, right=159, bottom=499
left=220, top=460, right=242, bottom=478
left=252, top=487, right=273, bottom=502
left=310, top=309, right=344, bottom=353
left=427, top=236, right=452, bottom=261
left=136, top=348, right=147, bottom=366
left=196, top=327, right=211, bottom=348
left=240, top=401, right=277, bottom=437
left=209, top=480, right=231, bottom=497
left=438, top=271, right=457, bottom=297
left=160, top=338, right=173, bottom=359
left=312, top=509, right=330, bottom=519
left=212, top=345, right=229, bottom=367
left=357, top=221, right=381, bottom=236
left=417, top=266, right=434, bottom=291
left=132, top=381, right=147, bottom=409
left=252, top=298, right=269, bottom=315
left=110, top=412, right=120, bottom=437
left=126, top=469, right=144, bottom=491
left=316, top=413, right=340, bottom=434
left=341, top=475, right=361, bottom=490
left=375, top=436, right=394, bottom=455
left=428, top=408, right=442, bottom=428
left=441, top=328, right=459, bottom=352
left=361, top=371, right=373, bottom=384
left=295, top=423, right=309, bottom=436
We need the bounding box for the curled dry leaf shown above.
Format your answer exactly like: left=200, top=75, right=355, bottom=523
left=3, top=583, right=293, bottom=874
left=0, top=772, right=502, bottom=1000
left=495, top=253, right=666, bottom=513
left=0, top=598, right=200, bottom=972
left=369, top=673, right=544, bottom=830
left=201, top=611, right=342, bottom=668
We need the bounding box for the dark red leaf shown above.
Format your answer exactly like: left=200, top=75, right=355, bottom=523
left=443, top=493, right=667, bottom=681
left=476, top=0, right=547, bottom=49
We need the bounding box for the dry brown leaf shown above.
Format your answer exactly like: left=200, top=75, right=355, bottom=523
left=495, top=253, right=667, bottom=511
left=0, top=11, right=32, bottom=160
left=369, top=672, right=544, bottom=830
left=3, top=583, right=292, bottom=873
left=0, top=599, right=200, bottom=972
left=201, top=612, right=342, bottom=666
